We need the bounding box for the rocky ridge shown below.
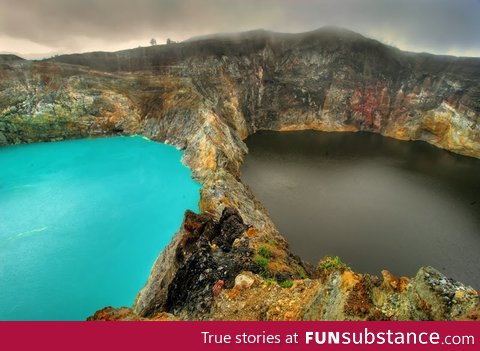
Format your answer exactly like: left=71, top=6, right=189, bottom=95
left=0, top=28, right=479, bottom=320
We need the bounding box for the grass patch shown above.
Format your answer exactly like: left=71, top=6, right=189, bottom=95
left=253, top=254, right=269, bottom=270
left=296, top=264, right=307, bottom=279
left=279, top=279, right=294, bottom=289
left=264, top=278, right=277, bottom=286
left=259, top=246, right=272, bottom=259
left=319, top=256, right=349, bottom=272
left=267, top=240, right=277, bottom=248
left=253, top=245, right=274, bottom=272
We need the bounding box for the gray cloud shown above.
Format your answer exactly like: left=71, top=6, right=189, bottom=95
left=0, top=0, right=479, bottom=57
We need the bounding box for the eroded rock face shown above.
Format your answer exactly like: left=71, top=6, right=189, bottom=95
left=300, top=267, right=479, bottom=321
left=131, top=207, right=257, bottom=318
left=164, top=208, right=251, bottom=318
left=2, top=27, right=479, bottom=320
left=133, top=207, right=303, bottom=319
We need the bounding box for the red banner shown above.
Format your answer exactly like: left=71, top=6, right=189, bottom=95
left=0, top=321, right=478, bottom=350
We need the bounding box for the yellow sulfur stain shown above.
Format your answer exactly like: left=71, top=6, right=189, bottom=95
left=340, top=270, right=360, bottom=291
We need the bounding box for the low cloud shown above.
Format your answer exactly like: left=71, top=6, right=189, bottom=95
left=0, top=0, right=479, bottom=57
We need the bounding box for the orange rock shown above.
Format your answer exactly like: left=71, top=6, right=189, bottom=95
left=399, top=277, right=410, bottom=292
left=226, top=288, right=241, bottom=299
left=382, top=270, right=408, bottom=291
left=341, top=271, right=360, bottom=291
left=246, top=227, right=257, bottom=237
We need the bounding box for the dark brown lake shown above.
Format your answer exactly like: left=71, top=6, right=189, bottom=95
left=241, top=130, right=480, bottom=288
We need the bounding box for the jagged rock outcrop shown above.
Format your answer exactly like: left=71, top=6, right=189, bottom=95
left=133, top=207, right=254, bottom=318
left=133, top=207, right=307, bottom=319
left=1, top=27, right=479, bottom=320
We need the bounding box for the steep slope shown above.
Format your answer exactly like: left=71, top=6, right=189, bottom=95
left=46, top=26, right=480, bottom=157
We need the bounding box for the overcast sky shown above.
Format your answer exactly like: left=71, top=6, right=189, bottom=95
left=1, top=0, right=479, bottom=59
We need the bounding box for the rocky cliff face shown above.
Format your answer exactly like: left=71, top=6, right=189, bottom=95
left=1, top=28, right=479, bottom=320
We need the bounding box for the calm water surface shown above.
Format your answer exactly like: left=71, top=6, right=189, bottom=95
left=0, top=136, right=200, bottom=320
left=242, top=131, right=480, bottom=288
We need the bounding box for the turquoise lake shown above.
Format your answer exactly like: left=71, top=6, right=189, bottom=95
left=0, top=136, right=200, bottom=320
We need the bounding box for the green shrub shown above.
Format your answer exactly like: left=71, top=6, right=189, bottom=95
left=319, top=256, right=349, bottom=272
left=264, top=278, right=277, bottom=286
left=259, top=246, right=272, bottom=259
left=279, top=279, right=294, bottom=288
left=296, top=264, right=307, bottom=279
left=253, top=254, right=269, bottom=270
